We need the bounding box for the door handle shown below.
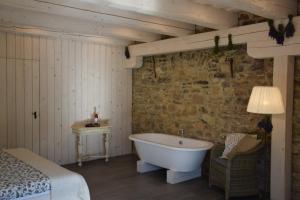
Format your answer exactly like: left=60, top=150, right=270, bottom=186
left=32, top=111, right=37, bottom=119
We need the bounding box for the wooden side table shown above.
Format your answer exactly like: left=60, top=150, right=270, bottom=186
left=72, top=123, right=111, bottom=167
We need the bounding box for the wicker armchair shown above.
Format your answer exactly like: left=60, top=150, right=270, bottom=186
left=209, top=143, right=263, bottom=200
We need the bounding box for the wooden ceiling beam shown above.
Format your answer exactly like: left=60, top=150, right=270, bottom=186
left=124, top=15, right=300, bottom=68
left=0, top=5, right=161, bottom=42
left=193, top=0, right=297, bottom=19
left=0, top=0, right=194, bottom=37
left=101, top=0, right=238, bottom=29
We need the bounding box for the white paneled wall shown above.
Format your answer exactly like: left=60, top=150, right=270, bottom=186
left=0, top=31, right=132, bottom=164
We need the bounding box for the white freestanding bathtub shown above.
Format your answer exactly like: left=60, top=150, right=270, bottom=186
left=129, top=133, right=214, bottom=184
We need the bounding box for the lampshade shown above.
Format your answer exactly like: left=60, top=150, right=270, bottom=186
left=247, top=86, right=285, bottom=114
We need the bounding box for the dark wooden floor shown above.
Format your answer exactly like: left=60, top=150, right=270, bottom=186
left=65, top=154, right=258, bottom=200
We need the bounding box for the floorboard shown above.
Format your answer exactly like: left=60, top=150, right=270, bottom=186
left=65, top=154, right=258, bottom=200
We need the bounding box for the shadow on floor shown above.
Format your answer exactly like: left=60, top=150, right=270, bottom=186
left=64, top=154, right=258, bottom=200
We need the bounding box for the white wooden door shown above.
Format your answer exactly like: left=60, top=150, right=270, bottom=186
left=15, top=58, right=40, bottom=153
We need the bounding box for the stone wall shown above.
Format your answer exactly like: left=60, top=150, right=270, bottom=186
left=132, top=46, right=273, bottom=142
left=293, top=58, right=300, bottom=199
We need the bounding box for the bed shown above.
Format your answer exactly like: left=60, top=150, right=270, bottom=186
left=0, top=148, right=90, bottom=200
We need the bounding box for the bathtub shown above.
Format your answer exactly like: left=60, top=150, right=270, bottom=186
left=129, top=133, right=214, bottom=184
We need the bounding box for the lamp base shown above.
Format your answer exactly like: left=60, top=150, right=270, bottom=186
left=258, top=115, right=272, bottom=200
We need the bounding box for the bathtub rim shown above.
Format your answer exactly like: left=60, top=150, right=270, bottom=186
left=129, top=133, right=214, bottom=152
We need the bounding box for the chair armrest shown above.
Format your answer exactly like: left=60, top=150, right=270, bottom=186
left=210, top=143, right=225, bottom=159
left=229, top=149, right=261, bottom=169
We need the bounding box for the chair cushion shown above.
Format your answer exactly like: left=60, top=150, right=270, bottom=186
left=221, top=133, right=246, bottom=159
left=226, top=135, right=261, bottom=159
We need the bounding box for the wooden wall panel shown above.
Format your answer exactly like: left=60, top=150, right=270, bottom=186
left=99, top=45, right=106, bottom=117
left=0, top=32, right=6, bottom=57
left=61, top=39, right=69, bottom=163
left=0, top=33, right=6, bottom=149
left=0, top=58, right=7, bottom=149
left=24, top=59, right=33, bottom=150
left=81, top=42, right=88, bottom=155
left=46, top=38, right=55, bottom=161
left=0, top=31, right=132, bottom=164
left=111, top=47, right=117, bottom=156
left=7, top=33, right=16, bottom=59
left=15, top=34, right=25, bottom=148
left=39, top=37, right=48, bottom=158
left=7, top=59, right=16, bottom=148
left=15, top=34, right=24, bottom=59
left=32, top=34, right=40, bottom=154
left=54, top=39, right=62, bottom=164
left=16, top=59, right=25, bottom=148
left=6, top=33, right=16, bottom=148
left=68, top=40, right=76, bottom=163
left=90, top=43, right=99, bottom=155
left=32, top=60, right=40, bottom=154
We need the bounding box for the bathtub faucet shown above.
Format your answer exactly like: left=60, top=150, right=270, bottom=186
left=179, top=129, right=184, bottom=138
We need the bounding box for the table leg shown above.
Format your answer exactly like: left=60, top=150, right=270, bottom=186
left=105, top=133, right=110, bottom=162
left=77, top=135, right=83, bottom=167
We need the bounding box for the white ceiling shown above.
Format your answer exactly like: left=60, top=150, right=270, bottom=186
left=0, top=0, right=297, bottom=43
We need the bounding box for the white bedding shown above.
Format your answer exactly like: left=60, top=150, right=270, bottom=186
left=4, top=148, right=90, bottom=200
left=16, top=192, right=50, bottom=200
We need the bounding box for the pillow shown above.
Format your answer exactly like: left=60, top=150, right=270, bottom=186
left=226, top=135, right=261, bottom=159
left=221, top=133, right=246, bottom=159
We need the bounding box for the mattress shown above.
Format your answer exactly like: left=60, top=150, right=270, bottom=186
left=1, top=148, right=90, bottom=200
